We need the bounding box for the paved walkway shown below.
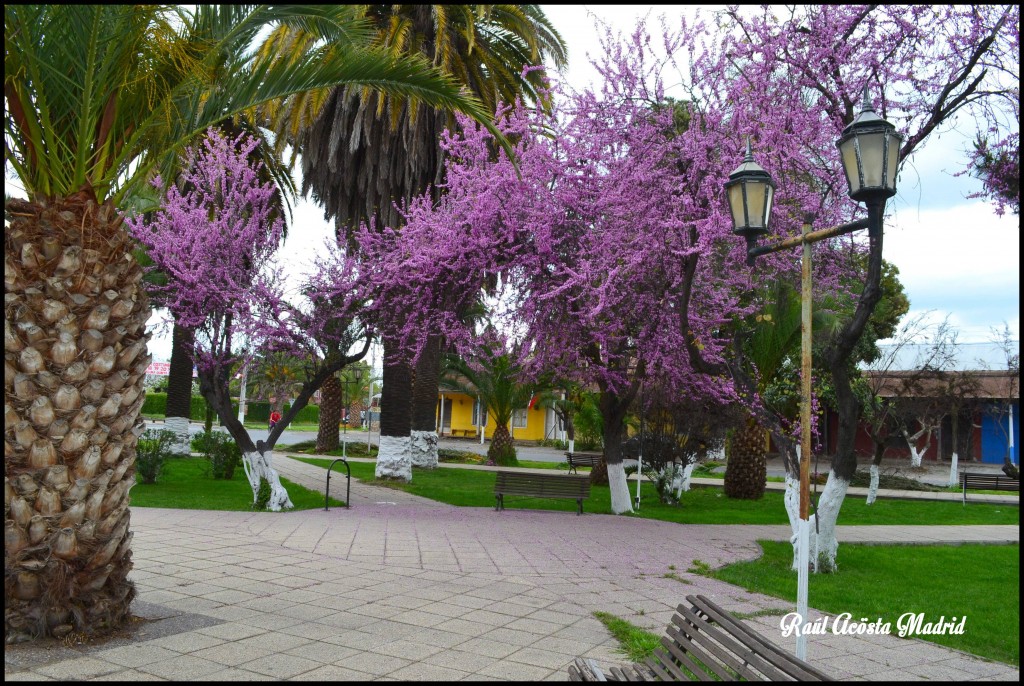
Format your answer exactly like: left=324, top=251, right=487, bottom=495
left=5, top=454, right=1019, bottom=681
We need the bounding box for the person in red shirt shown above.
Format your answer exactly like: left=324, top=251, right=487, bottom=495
left=269, top=410, right=282, bottom=431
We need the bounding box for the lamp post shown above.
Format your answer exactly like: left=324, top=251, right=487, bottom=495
left=726, top=86, right=902, bottom=661
left=341, top=367, right=363, bottom=459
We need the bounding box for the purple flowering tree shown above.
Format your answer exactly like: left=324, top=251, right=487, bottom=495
left=671, top=4, right=1020, bottom=570
left=129, top=130, right=368, bottom=510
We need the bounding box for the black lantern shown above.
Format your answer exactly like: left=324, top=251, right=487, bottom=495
left=836, top=86, right=904, bottom=203
left=724, top=137, right=776, bottom=255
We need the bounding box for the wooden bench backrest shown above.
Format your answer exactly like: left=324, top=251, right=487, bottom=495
left=643, top=595, right=830, bottom=681
left=494, top=471, right=591, bottom=497
left=960, top=472, right=1020, bottom=490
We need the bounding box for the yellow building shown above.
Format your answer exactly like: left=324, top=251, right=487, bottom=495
left=435, top=390, right=551, bottom=442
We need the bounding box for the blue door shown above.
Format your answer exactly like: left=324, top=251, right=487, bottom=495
left=980, top=403, right=1020, bottom=464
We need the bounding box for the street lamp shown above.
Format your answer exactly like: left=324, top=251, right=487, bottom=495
left=341, top=367, right=363, bottom=459
left=726, top=85, right=902, bottom=661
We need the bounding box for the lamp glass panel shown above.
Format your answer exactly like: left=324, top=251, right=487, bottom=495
left=858, top=132, right=886, bottom=189
left=728, top=183, right=747, bottom=230
left=763, top=185, right=774, bottom=229
left=745, top=181, right=768, bottom=228
left=885, top=135, right=900, bottom=191
left=839, top=138, right=861, bottom=195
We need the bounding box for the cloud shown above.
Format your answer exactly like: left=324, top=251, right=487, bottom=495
left=884, top=201, right=1019, bottom=342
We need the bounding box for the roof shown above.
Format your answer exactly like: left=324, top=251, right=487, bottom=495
left=865, top=369, right=1019, bottom=400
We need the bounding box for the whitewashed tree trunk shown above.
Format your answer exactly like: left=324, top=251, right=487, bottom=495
left=902, top=427, right=929, bottom=468
left=607, top=462, right=634, bottom=514
left=948, top=451, right=959, bottom=487
left=410, top=429, right=438, bottom=469
left=241, top=450, right=293, bottom=511
left=568, top=438, right=575, bottom=454
left=163, top=415, right=192, bottom=456
left=810, top=471, right=849, bottom=573
left=673, top=462, right=695, bottom=498
left=784, top=475, right=802, bottom=570
left=866, top=464, right=880, bottom=505
left=376, top=434, right=412, bottom=481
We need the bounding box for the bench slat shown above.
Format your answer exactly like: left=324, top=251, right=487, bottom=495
left=654, top=634, right=721, bottom=681
left=688, top=595, right=830, bottom=681
left=568, top=594, right=831, bottom=682
left=667, top=612, right=774, bottom=681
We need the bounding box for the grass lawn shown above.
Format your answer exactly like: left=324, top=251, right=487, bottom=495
left=703, top=541, right=1020, bottom=665
left=294, top=458, right=1018, bottom=526
left=130, top=457, right=344, bottom=510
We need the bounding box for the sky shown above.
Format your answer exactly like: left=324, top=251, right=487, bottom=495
left=136, top=5, right=1021, bottom=362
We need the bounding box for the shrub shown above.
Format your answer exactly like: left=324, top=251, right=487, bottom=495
left=135, top=429, right=176, bottom=484
left=254, top=477, right=271, bottom=510
left=209, top=433, right=242, bottom=480
left=141, top=391, right=167, bottom=417
left=142, top=392, right=211, bottom=420
left=190, top=431, right=212, bottom=454
left=192, top=431, right=242, bottom=480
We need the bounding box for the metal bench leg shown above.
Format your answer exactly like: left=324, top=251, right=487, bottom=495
left=577, top=498, right=582, bottom=515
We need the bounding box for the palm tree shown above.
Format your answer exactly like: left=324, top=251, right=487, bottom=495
left=273, top=5, right=566, bottom=480
left=442, top=348, right=537, bottom=466
left=725, top=281, right=838, bottom=499
left=4, top=4, right=506, bottom=643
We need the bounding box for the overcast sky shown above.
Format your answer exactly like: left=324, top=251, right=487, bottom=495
left=142, top=4, right=1019, bottom=362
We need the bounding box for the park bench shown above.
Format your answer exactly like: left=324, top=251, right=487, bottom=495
left=494, top=470, right=591, bottom=515
left=449, top=428, right=478, bottom=438
left=565, top=451, right=604, bottom=474
left=961, top=471, right=1020, bottom=504
left=569, top=594, right=831, bottom=682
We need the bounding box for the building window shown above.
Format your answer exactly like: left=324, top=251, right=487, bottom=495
left=472, top=400, right=488, bottom=427
left=513, top=409, right=528, bottom=429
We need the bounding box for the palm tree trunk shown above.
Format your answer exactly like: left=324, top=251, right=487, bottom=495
left=410, top=335, right=442, bottom=468
left=724, top=416, right=768, bottom=499
left=316, top=374, right=341, bottom=452
left=487, top=423, right=518, bottom=466
left=5, top=194, right=149, bottom=642
left=163, top=321, right=194, bottom=455
left=376, top=338, right=412, bottom=481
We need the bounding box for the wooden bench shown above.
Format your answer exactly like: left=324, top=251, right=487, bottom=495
left=449, top=428, right=478, bottom=438
left=961, top=471, right=1020, bottom=504
left=565, top=451, right=603, bottom=474
left=569, top=594, right=831, bottom=681
left=494, top=470, right=591, bottom=515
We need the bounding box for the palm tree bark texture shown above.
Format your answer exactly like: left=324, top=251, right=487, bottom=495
left=163, top=322, right=195, bottom=455
left=376, top=339, right=413, bottom=481
left=6, top=194, right=150, bottom=642
left=316, top=374, right=342, bottom=453
left=410, top=335, right=443, bottom=468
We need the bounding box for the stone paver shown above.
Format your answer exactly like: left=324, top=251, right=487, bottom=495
left=4, top=454, right=1018, bottom=682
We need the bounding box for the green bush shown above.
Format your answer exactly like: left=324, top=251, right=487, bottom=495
left=142, top=392, right=211, bottom=420
left=135, top=429, right=176, bottom=484
left=191, top=431, right=242, bottom=480
left=190, top=431, right=212, bottom=454
left=254, top=477, right=271, bottom=510
left=141, top=391, right=167, bottom=416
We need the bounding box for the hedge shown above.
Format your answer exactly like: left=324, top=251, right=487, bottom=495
left=141, top=392, right=319, bottom=423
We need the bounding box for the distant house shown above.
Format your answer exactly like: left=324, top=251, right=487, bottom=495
left=434, top=389, right=551, bottom=442
left=820, top=341, right=1019, bottom=464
